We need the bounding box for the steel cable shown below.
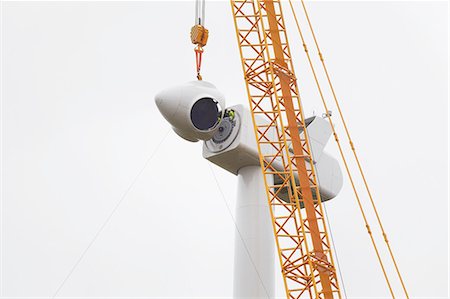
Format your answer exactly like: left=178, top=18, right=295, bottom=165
left=296, top=2, right=410, bottom=297
left=286, top=0, right=408, bottom=298
left=52, top=129, right=170, bottom=298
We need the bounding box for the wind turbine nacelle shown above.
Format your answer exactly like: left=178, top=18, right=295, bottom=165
left=154, top=81, right=225, bottom=142
left=203, top=105, right=343, bottom=202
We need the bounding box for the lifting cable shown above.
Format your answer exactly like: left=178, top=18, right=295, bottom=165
left=298, top=1, right=410, bottom=296
left=287, top=1, right=410, bottom=298
left=191, top=0, right=209, bottom=80
left=286, top=1, right=395, bottom=296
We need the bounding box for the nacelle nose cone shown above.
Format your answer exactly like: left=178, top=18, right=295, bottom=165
left=154, top=81, right=226, bottom=142
left=154, top=86, right=182, bottom=124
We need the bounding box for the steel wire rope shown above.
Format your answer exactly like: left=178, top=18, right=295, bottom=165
left=286, top=0, right=397, bottom=297
left=208, top=164, right=271, bottom=299
left=297, top=1, right=410, bottom=297
left=52, top=129, right=171, bottom=298
left=195, top=0, right=206, bottom=26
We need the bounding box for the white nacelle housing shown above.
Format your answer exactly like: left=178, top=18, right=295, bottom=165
left=154, top=81, right=342, bottom=202
left=154, top=81, right=226, bottom=142
left=203, top=104, right=343, bottom=202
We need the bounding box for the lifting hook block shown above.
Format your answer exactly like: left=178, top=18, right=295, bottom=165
left=191, top=25, right=209, bottom=47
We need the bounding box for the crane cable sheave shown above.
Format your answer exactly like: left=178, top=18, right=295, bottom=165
left=191, top=0, right=209, bottom=80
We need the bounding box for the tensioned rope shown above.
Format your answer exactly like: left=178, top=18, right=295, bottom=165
left=285, top=1, right=396, bottom=296
left=287, top=1, right=409, bottom=298
left=296, top=2, right=410, bottom=298
left=52, top=129, right=171, bottom=297
left=52, top=128, right=271, bottom=298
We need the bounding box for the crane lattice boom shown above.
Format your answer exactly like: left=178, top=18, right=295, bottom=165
left=231, top=1, right=342, bottom=298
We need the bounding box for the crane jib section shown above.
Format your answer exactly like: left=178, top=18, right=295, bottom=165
left=230, top=1, right=342, bottom=298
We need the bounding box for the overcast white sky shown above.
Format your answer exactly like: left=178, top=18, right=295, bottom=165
left=1, top=1, right=448, bottom=298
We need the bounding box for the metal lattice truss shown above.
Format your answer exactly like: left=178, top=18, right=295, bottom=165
left=230, top=1, right=342, bottom=298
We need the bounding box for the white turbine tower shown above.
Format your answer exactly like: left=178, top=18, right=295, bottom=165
left=155, top=80, right=343, bottom=298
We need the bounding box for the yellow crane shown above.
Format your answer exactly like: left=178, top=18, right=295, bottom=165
left=230, top=1, right=340, bottom=297
left=189, top=1, right=410, bottom=298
